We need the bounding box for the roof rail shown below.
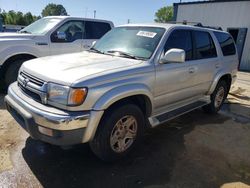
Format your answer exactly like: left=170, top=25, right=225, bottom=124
left=167, top=21, right=223, bottom=31
left=167, top=20, right=200, bottom=25
left=194, top=23, right=223, bottom=31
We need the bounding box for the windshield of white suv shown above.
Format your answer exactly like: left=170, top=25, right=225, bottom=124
left=91, top=26, right=165, bottom=60
left=19, top=18, right=62, bottom=35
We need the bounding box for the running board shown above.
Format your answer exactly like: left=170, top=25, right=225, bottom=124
left=149, top=101, right=209, bottom=127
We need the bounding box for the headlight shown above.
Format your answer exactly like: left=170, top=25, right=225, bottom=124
left=47, top=83, right=87, bottom=106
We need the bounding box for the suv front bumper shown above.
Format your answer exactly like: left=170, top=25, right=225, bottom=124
left=5, top=83, right=104, bottom=146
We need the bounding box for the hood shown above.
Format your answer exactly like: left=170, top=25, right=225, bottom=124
left=21, top=51, right=143, bottom=86
left=0, top=32, right=35, bottom=39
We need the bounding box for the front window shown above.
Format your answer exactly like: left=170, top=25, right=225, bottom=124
left=164, top=30, right=193, bottom=61
left=92, top=26, right=165, bottom=60
left=51, top=21, right=84, bottom=43
left=19, top=17, right=62, bottom=35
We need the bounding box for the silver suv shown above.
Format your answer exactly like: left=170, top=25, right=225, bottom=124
left=5, top=23, right=239, bottom=161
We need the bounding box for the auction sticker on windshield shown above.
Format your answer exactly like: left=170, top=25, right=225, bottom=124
left=137, top=31, right=157, bottom=38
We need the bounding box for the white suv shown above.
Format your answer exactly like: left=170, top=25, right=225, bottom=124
left=0, top=16, right=114, bottom=88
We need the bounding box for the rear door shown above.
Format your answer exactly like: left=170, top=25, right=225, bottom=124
left=190, top=30, right=219, bottom=94
left=83, top=21, right=112, bottom=50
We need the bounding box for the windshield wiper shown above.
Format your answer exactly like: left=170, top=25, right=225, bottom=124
left=88, top=47, right=104, bottom=54
left=107, top=50, right=144, bottom=60
left=19, top=30, right=31, bottom=34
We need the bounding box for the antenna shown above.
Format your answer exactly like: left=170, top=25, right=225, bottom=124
left=85, top=7, right=88, bottom=18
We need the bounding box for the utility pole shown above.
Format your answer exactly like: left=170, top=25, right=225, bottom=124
left=85, top=7, right=88, bottom=18
left=94, top=10, right=96, bottom=18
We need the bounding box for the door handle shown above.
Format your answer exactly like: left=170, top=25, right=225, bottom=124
left=215, top=63, right=220, bottom=68
left=36, top=42, right=48, bottom=46
left=188, top=67, right=195, bottom=74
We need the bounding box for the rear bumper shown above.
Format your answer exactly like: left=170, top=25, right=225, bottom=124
left=5, top=83, right=104, bottom=146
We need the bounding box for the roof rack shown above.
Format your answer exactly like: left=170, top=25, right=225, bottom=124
left=194, top=23, right=223, bottom=31
left=167, top=20, right=200, bottom=25
left=167, top=21, right=223, bottom=31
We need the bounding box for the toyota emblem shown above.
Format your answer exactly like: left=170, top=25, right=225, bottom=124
left=23, top=78, right=29, bottom=87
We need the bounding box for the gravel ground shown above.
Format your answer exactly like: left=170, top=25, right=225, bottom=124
left=0, top=72, right=250, bottom=188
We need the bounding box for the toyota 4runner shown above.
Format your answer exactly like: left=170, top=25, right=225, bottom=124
left=5, top=23, right=238, bottom=161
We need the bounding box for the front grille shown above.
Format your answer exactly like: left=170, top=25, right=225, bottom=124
left=19, top=83, right=42, bottom=102
left=21, top=72, right=44, bottom=87
left=18, top=71, right=47, bottom=103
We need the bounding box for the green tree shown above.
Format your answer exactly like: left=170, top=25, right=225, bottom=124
left=154, top=6, right=173, bottom=23
left=16, top=11, right=25, bottom=25
left=0, top=11, right=6, bottom=23
left=24, top=12, right=34, bottom=25
left=41, top=3, right=68, bottom=17
left=0, top=10, right=39, bottom=25
left=5, top=10, right=16, bottom=25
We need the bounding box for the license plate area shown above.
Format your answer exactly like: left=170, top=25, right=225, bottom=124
left=7, top=103, right=27, bottom=129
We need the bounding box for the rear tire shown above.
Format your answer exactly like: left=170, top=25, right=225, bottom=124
left=203, top=80, right=228, bottom=114
left=4, top=59, right=27, bottom=89
left=90, top=104, right=144, bottom=162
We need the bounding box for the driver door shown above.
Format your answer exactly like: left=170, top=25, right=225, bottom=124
left=154, top=29, right=199, bottom=110
left=50, top=20, right=84, bottom=55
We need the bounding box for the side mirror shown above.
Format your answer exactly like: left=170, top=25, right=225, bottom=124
left=160, top=48, right=185, bottom=64
left=91, top=41, right=96, bottom=47
left=56, top=31, right=66, bottom=40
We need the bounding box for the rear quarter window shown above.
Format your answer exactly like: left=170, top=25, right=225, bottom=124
left=214, top=32, right=236, bottom=56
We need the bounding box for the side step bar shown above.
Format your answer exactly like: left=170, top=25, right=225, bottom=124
left=149, top=101, right=209, bottom=127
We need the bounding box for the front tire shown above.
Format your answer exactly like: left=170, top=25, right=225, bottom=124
left=4, top=59, right=26, bottom=89
left=90, top=104, right=144, bottom=162
left=203, top=80, right=228, bottom=114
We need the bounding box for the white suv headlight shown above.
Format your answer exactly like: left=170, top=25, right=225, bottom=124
left=47, top=83, right=87, bottom=106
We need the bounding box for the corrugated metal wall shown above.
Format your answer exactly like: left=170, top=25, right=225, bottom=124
left=176, top=1, right=250, bottom=71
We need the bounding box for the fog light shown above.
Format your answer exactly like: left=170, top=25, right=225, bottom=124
left=38, top=126, right=53, bottom=137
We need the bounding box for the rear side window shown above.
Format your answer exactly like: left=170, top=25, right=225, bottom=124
left=85, top=21, right=111, bottom=39
left=165, top=30, right=193, bottom=61
left=214, top=32, right=236, bottom=56
left=193, top=31, right=217, bottom=59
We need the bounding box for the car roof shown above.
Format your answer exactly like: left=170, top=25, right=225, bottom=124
left=118, top=23, right=229, bottom=34
left=43, top=16, right=114, bottom=25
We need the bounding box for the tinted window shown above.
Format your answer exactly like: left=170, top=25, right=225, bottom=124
left=165, top=30, right=193, bottom=61
left=214, top=32, right=236, bottom=56
left=194, top=31, right=217, bottom=59
left=85, top=21, right=111, bottom=39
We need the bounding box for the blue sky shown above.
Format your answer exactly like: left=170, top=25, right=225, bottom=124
left=0, top=0, right=193, bottom=25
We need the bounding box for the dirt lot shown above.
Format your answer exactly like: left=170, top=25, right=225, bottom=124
left=0, top=72, right=250, bottom=188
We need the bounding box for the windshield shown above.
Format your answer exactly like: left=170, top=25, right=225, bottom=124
left=92, top=26, right=165, bottom=59
left=20, top=18, right=62, bottom=35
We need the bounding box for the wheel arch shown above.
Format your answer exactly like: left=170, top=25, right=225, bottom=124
left=93, top=84, right=153, bottom=118
left=1, top=53, right=37, bottom=77
left=207, top=72, right=232, bottom=95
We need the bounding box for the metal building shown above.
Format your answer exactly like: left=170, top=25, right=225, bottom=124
left=173, top=0, right=250, bottom=71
